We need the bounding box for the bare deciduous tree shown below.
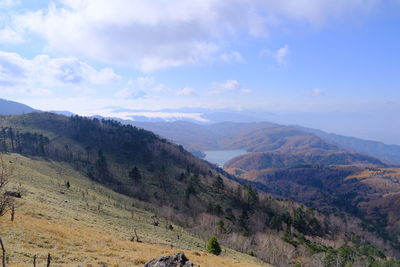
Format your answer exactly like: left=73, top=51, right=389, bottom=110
left=130, top=228, right=141, bottom=243
left=0, top=155, right=13, bottom=217
left=46, top=253, right=51, bottom=267
left=0, top=237, right=6, bottom=267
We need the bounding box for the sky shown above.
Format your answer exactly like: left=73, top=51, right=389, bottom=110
left=0, top=0, right=400, bottom=143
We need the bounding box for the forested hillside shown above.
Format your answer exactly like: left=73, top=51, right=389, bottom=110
left=131, top=121, right=400, bottom=165
left=225, top=162, right=400, bottom=254
left=225, top=151, right=387, bottom=170
left=1, top=113, right=400, bottom=266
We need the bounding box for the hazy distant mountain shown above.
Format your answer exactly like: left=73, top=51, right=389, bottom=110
left=130, top=120, right=400, bottom=165
left=84, top=106, right=400, bottom=146
left=297, top=126, right=400, bottom=165
left=0, top=98, right=38, bottom=115
left=0, top=98, right=78, bottom=117
left=3, top=99, right=400, bottom=165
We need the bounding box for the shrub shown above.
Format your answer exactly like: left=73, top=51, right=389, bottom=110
left=207, top=236, right=222, bottom=256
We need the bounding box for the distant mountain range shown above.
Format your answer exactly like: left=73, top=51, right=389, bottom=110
left=129, top=121, right=400, bottom=166
left=2, top=99, right=400, bottom=263
left=0, top=98, right=38, bottom=115
left=1, top=98, right=400, bottom=165
left=298, top=126, right=400, bottom=165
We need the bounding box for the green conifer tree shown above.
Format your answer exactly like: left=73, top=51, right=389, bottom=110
left=207, top=236, right=222, bottom=255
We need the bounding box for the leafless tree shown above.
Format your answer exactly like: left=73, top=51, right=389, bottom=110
left=46, top=253, right=51, bottom=267
left=0, top=237, right=6, bottom=267
left=130, top=228, right=141, bottom=243
left=10, top=205, right=14, bottom=221
left=0, top=155, right=13, bottom=217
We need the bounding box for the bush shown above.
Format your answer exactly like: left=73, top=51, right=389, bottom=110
left=207, top=236, right=222, bottom=255
left=247, top=250, right=256, bottom=257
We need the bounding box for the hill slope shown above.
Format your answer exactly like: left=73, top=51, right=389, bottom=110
left=0, top=98, right=38, bottom=115
left=298, top=126, right=400, bottom=164
left=225, top=151, right=388, bottom=170
left=1, top=153, right=267, bottom=267
left=131, top=121, right=392, bottom=167
left=1, top=113, right=400, bottom=266
left=226, top=163, right=400, bottom=245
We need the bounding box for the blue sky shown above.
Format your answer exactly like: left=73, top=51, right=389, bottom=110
left=0, top=0, right=400, bottom=143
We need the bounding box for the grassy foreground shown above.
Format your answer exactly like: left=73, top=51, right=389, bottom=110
left=0, top=153, right=270, bottom=267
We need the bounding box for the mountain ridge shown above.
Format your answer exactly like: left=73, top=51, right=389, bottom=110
left=0, top=98, right=38, bottom=115
left=2, top=112, right=400, bottom=266
left=1, top=98, right=399, bottom=165
left=129, top=120, right=399, bottom=166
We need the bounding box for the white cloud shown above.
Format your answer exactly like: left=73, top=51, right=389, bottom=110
left=275, top=45, right=290, bottom=66
left=219, top=50, right=244, bottom=63
left=134, top=77, right=167, bottom=92
left=0, top=51, right=120, bottom=95
left=99, top=109, right=209, bottom=122
left=116, top=76, right=166, bottom=99
left=260, top=44, right=290, bottom=66
left=0, top=0, right=19, bottom=8
left=210, top=79, right=250, bottom=95
left=177, top=87, right=197, bottom=96
left=0, top=27, right=24, bottom=44
left=0, top=87, right=52, bottom=96
left=116, top=88, right=147, bottom=99
left=7, top=0, right=384, bottom=71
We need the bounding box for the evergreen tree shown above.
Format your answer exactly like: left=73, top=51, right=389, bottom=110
left=184, top=179, right=196, bottom=201
left=244, top=185, right=259, bottom=208
left=217, top=219, right=226, bottom=233
left=1, top=128, right=7, bottom=153
left=94, top=150, right=113, bottom=182
left=207, top=236, right=222, bottom=255
left=213, top=175, right=224, bottom=192
left=239, top=210, right=250, bottom=236
left=8, top=127, right=15, bottom=150
left=129, top=166, right=142, bottom=184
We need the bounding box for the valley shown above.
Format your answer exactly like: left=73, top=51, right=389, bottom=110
left=1, top=1, right=399, bottom=265
left=1, top=110, right=400, bottom=266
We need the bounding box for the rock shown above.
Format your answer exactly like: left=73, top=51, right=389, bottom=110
left=144, top=252, right=194, bottom=267
left=5, top=191, right=22, bottom=198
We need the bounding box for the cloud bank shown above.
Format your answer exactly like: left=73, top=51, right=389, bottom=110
left=7, top=0, right=384, bottom=71
left=0, top=51, right=120, bottom=95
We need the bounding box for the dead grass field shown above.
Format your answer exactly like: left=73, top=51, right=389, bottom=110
left=0, top=153, right=271, bottom=267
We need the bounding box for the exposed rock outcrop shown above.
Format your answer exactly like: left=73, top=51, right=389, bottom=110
left=144, top=252, right=194, bottom=267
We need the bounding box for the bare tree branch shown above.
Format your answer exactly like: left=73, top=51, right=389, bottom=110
left=0, top=237, right=6, bottom=267
left=0, top=154, right=13, bottom=217
left=46, top=253, right=51, bottom=267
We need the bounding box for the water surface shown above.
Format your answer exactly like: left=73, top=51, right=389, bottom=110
left=203, top=149, right=247, bottom=167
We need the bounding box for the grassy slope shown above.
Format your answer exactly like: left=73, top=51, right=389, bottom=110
left=0, top=153, right=270, bottom=267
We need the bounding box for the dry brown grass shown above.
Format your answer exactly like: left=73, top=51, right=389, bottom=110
left=346, top=168, right=400, bottom=192
left=0, top=154, right=271, bottom=267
